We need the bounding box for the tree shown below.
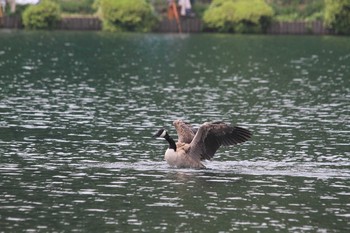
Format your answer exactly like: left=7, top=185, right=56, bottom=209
left=203, top=0, right=274, bottom=33
left=8, top=0, right=16, bottom=13
left=324, top=0, right=350, bottom=34
left=22, top=0, right=61, bottom=29
left=95, top=0, right=158, bottom=32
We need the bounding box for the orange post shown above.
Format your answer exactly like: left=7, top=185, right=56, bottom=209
left=167, top=0, right=182, bottom=33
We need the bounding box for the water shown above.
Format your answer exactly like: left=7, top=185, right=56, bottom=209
left=0, top=31, right=349, bottom=232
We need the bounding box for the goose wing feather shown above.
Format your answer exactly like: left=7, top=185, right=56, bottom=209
left=189, top=122, right=252, bottom=160
left=173, top=120, right=197, bottom=143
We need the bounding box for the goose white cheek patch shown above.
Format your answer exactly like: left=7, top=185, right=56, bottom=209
left=160, top=130, right=167, bottom=138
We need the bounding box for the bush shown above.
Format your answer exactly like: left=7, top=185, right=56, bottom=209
left=95, top=0, right=158, bottom=32
left=271, top=0, right=324, bottom=22
left=54, top=0, right=95, bottom=14
left=203, top=0, right=274, bottom=33
left=324, top=0, right=350, bottom=34
left=192, top=2, right=211, bottom=19
left=22, top=0, right=61, bottom=29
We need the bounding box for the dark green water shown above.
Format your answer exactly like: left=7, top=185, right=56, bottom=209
left=0, top=31, right=349, bottom=232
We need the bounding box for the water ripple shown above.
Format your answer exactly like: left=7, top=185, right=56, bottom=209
left=0, top=32, right=349, bottom=232
left=83, top=160, right=350, bottom=180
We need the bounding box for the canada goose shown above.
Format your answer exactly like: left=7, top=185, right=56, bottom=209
left=153, top=120, right=252, bottom=169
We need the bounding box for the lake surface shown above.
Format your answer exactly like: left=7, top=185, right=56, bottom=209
left=0, top=31, right=349, bottom=232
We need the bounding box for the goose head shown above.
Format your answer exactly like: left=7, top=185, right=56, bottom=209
left=152, top=128, right=168, bottom=138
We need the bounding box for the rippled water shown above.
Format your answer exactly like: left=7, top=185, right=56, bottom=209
left=0, top=31, right=349, bottom=232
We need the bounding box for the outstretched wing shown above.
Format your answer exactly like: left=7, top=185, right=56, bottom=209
left=189, top=122, right=252, bottom=160
left=173, top=119, right=197, bottom=143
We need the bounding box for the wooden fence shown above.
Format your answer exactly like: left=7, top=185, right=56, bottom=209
left=157, top=18, right=203, bottom=33
left=266, top=20, right=331, bottom=35
left=0, top=16, right=332, bottom=35
left=0, top=15, right=22, bottom=28
left=58, top=17, right=101, bottom=30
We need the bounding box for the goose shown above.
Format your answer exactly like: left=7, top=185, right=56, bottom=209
left=153, top=120, right=252, bottom=169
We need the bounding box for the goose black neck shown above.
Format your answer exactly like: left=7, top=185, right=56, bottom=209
left=164, top=133, right=176, bottom=151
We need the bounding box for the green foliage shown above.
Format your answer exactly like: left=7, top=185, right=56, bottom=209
left=4, top=4, right=28, bottom=16
left=95, top=0, right=159, bottom=32
left=271, top=0, right=324, bottom=22
left=22, top=0, right=61, bottom=29
left=192, top=2, right=211, bottom=19
left=203, top=0, right=274, bottom=33
left=54, top=0, right=95, bottom=14
left=324, top=0, right=350, bottom=34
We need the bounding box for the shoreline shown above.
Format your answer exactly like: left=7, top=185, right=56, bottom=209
left=0, top=15, right=334, bottom=35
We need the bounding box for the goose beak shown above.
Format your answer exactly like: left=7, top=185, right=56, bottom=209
left=152, top=132, right=160, bottom=138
